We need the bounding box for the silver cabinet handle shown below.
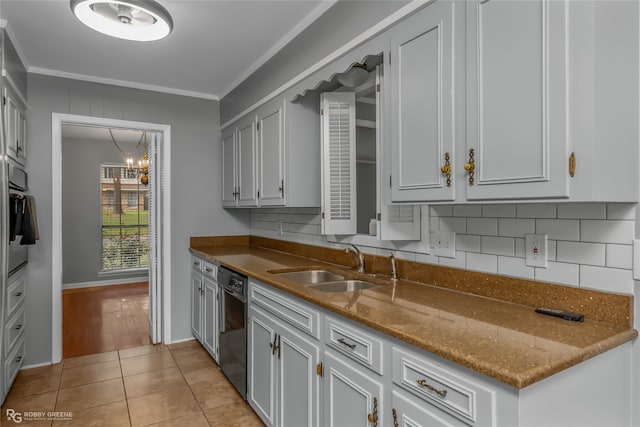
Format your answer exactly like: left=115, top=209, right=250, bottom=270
left=337, top=338, right=356, bottom=350
left=14, top=355, right=22, bottom=363
left=15, top=324, right=23, bottom=330
left=14, top=292, right=23, bottom=297
left=205, top=267, right=213, bottom=273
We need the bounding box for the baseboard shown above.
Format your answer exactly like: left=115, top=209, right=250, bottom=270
left=63, top=277, right=147, bottom=290
left=167, top=337, right=197, bottom=345
left=21, top=361, right=56, bottom=370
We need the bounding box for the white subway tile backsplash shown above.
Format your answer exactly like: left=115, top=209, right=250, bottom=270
left=607, top=204, right=636, bottom=220
left=517, top=204, right=557, bottom=218
left=453, top=205, right=482, bottom=217
left=557, top=203, right=606, bottom=219
left=431, top=205, right=453, bottom=218
left=498, top=218, right=535, bottom=238
left=481, top=236, right=515, bottom=256
left=579, top=265, right=634, bottom=294
left=440, top=217, right=466, bottom=233
left=556, top=241, right=606, bottom=266
left=498, top=256, right=534, bottom=279
left=482, top=204, right=516, bottom=218
left=466, top=253, right=498, bottom=274
left=535, top=262, right=579, bottom=286
left=515, top=238, right=526, bottom=258
left=467, top=218, right=498, bottom=236
left=581, top=220, right=634, bottom=244
left=250, top=202, right=634, bottom=295
left=606, top=244, right=633, bottom=269
left=535, top=219, right=580, bottom=241
left=456, top=234, right=481, bottom=252
left=438, top=251, right=466, bottom=268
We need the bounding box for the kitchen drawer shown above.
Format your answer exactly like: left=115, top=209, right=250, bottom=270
left=203, top=261, right=217, bottom=280
left=5, top=308, right=25, bottom=358
left=4, top=336, right=25, bottom=396
left=324, top=315, right=383, bottom=375
left=6, top=268, right=26, bottom=320
left=191, top=256, right=204, bottom=272
left=249, top=280, right=320, bottom=339
left=392, top=346, right=494, bottom=426
left=392, top=389, right=467, bottom=427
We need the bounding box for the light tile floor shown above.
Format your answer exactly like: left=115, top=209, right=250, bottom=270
left=1, top=340, right=264, bottom=426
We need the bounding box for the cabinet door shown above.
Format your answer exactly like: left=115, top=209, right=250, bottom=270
left=190, top=272, right=203, bottom=340
left=237, top=116, right=259, bottom=207
left=466, top=0, right=569, bottom=200
left=323, top=351, right=383, bottom=427
left=4, top=88, right=18, bottom=161
left=392, top=390, right=462, bottom=427
left=258, top=101, right=286, bottom=206
left=16, top=109, right=26, bottom=162
left=278, top=325, right=320, bottom=427
left=248, top=307, right=278, bottom=427
left=222, top=128, right=238, bottom=207
left=390, top=1, right=457, bottom=203
left=202, top=277, right=218, bottom=362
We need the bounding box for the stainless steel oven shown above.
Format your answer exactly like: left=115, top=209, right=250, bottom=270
left=8, top=162, right=28, bottom=276
left=218, top=265, right=248, bottom=399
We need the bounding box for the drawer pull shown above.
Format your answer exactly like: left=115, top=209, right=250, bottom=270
left=15, top=324, right=23, bottom=331
left=392, top=408, right=399, bottom=427
left=14, top=292, right=23, bottom=297
left=193, top=261, right=200, bottom=266
left=367, top=397, right=378, bottom=426
left=337, top=338, right=356, bottom=350
left=14, top=355, right=22, bottom=363
left=416, top=379, right=448, bottom=397
left=205, top=267, right=213, bottom=273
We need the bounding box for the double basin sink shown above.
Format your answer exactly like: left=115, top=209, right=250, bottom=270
left=271, top=269, right=380, bottom=293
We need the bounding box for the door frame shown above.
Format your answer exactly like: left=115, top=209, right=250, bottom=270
left=51, top=113, right=172, bottom=363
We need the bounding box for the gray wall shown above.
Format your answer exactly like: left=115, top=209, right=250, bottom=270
left=220, top=1, right=408, bottom=123
left=61, top=135, right=149, bottom=285
left=26, top=74, right=250, bottom=365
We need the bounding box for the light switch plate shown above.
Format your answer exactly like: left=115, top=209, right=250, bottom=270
left=431, top=231, right=456, bottom=258
left=525, top=233, right=547, bottom=268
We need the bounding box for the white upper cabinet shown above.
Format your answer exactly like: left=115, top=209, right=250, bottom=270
left=221, top=92, right=321, bottom=208
left=221, top=128, right=238, bottom=207
left=257, top=99, right=285, bottom=206
left=320, top=92, right=357, bottom=235
left=389, top=1, right=458, bottom=203
left=4, top=84, right=26, bottom=165
left=465, top=0, right=569, bottom=200
left=237, top=115, right=259, bottom=207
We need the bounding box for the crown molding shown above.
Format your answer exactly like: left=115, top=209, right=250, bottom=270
left=28, top=67, right=220, bottom=101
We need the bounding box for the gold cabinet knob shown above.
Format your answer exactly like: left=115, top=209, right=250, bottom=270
left=464, top=162, right=474, bottom=172
left=440, top=164, right=451, bottom=174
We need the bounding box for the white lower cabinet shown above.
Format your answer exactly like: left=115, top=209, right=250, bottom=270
left=2, top=267, right=27, bottom=402
left=246, top=280, right=631, bottom=427
left=248, top=305, right=320, bottom=427
left=323, top=350, right=383, bottom=427
left=190, top=256, right=219, bottom=362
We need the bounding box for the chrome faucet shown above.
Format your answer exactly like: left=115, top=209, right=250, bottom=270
left=345, top=244, right=365, bottom=273
left=389, top=253, right=398, bottom=282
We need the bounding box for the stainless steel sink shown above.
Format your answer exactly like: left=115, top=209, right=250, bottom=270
left=308, top=280, right=379, bottom=293
left=274, top=270, right=345, bottom=284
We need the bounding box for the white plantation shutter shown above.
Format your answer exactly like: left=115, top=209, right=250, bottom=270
left=321, top=92, right=356, bottom=235
left=148, top=132, right=162, bottom=344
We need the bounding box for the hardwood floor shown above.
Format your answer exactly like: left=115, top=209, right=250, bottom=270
left=63, top=282, right=152, bottom=359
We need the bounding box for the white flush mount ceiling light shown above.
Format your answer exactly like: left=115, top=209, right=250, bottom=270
left=70, top=0, right=173, bottom=41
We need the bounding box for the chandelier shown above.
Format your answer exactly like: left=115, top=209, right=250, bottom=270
left=109, top=128, right=149, bottom=186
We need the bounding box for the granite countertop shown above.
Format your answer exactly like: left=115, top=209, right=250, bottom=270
left=190, top=244, right=637, bottom=389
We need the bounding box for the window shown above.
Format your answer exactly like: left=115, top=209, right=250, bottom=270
left=100, top=165, right=149, bottom=271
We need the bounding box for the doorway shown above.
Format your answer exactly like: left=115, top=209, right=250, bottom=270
left=51, top=114, right=172, bottom=364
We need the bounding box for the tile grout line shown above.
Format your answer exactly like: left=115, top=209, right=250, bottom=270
left=168, top=345, right=214, bottom=427
left=118, top=350, right=135, bottom=427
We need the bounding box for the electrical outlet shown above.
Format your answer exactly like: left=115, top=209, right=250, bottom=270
left=431, top=231, right=456, bottom=258
left=525, top=233, right=548, bottom=268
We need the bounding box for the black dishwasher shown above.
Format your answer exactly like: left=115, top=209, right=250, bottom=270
left=217, top=266, right=248, bottom=399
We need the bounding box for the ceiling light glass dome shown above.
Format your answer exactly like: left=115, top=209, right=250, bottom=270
left=70, top=0, right=173, bottom=41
